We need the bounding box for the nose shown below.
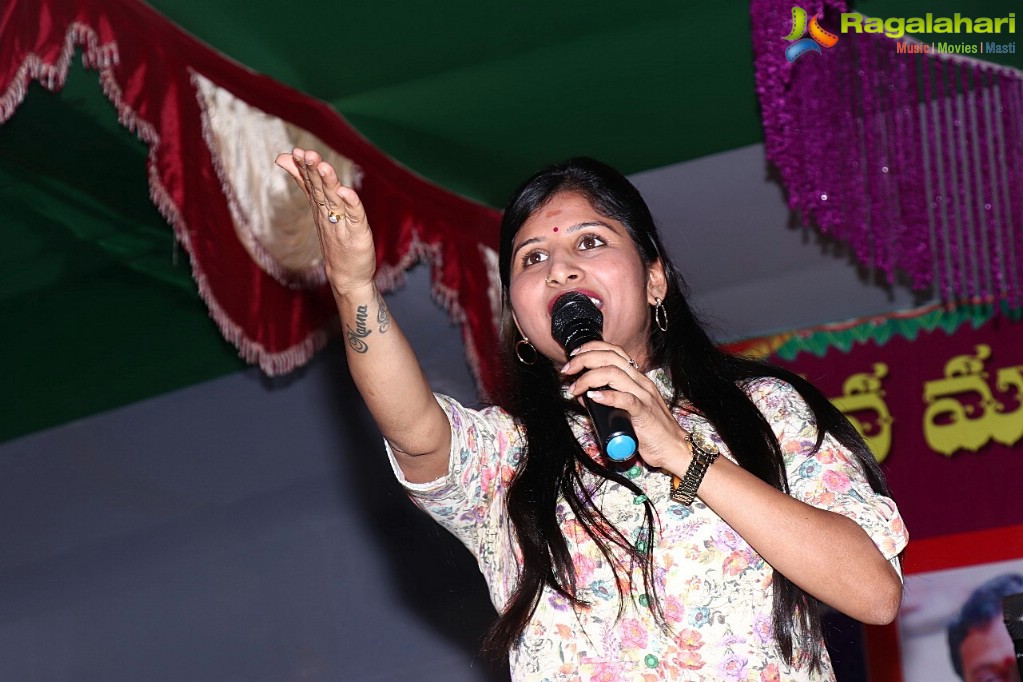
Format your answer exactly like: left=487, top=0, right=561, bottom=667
left=544, top=250, right=582, bottom=286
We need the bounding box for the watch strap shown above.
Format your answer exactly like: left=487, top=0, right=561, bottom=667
left=670, top=433, right=719, bottom=506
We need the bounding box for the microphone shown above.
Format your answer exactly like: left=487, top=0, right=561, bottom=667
left=1005, top=592, right=1023, bottom=680
left=551, top=292, right=638, bottom=462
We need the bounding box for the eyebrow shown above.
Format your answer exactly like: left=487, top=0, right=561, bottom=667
left=511, top=221, right=618, bottom=261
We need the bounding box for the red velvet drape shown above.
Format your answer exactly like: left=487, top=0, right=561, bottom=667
left=0, top=0, right=505, bottom=394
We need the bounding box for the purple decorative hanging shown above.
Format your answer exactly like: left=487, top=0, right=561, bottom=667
left=751, top=0, right=1023, bottom=307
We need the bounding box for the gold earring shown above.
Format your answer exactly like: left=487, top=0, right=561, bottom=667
left=515, top=338, right=538, bottom=365
left=654, top=297, right=668, bottom=332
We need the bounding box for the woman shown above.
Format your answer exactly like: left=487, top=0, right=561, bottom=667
left=276, top=151, right=908, bottom=681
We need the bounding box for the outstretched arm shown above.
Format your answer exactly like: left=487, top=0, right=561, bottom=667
left=275, top=148, right=450, bottom=483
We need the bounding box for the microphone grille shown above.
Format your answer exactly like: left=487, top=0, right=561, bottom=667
left=551, top=292, right=603, bottom=349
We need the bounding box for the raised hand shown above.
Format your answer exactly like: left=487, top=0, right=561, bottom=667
left=275, top=147, right=375, bottom=297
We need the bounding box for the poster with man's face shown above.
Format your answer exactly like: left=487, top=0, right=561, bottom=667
left=899, top=559, right=1023, bottom=682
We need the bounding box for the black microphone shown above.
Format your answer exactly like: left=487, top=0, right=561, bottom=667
left=551, top=292, right=638, bottom=462
left=1005, top=592, right=1023, bottom=680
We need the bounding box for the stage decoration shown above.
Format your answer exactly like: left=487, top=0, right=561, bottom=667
left=727, top=303, right=1023, bottom=540
left=194, top=74, right=363, bottom=288
left=723, top=301, right=1023, bottom=361
left=752, top=0, right=1023, bottom=307
left=0, top=0, right=504, bottom=394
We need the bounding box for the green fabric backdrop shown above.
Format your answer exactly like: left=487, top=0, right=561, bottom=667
left=2, top=0, right=1020, bottom=442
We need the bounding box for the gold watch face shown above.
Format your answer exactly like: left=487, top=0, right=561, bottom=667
left=690, top=430, right=719, bottom=457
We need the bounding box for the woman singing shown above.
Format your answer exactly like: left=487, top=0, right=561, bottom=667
left=276, top=151, right=908, bottom=681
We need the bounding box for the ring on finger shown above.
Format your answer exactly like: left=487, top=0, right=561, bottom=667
left=315, top=200, right=327, bottom=207
left=627, top=358, right=640, bottom=370
left=328, top=210, right=344, bottom=224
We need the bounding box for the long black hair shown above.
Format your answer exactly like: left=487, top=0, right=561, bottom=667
left=483, top=157, right=894, bottom=670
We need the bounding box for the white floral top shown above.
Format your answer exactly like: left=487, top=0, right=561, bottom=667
left=386, top=372, right=908, bottom=681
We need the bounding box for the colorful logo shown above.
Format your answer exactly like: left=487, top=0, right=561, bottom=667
left=785, top=6, right=840, bottom=62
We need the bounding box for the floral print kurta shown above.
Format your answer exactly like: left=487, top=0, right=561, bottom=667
left=386, top=372, right=908, bottom=681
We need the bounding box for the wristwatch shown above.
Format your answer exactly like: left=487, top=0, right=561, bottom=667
left=670, top=430, right=720, bottom=506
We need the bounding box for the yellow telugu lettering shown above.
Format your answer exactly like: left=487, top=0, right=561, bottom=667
left=830, top=364, right=893, bottom=463
left=992, top=366, right=1023, bottom=446
left=922, top=345, right=1023, bottom=456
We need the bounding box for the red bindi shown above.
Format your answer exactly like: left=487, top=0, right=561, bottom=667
left=553, top=226, right=559, bottom=232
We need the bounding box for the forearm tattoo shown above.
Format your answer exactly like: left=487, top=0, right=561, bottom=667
left=375, top=289, right=391, bottom=334
left=346, top=304, right=371, bottom=353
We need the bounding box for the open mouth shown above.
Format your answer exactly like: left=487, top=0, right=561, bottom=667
left=548, top=290, right=604, bottom=314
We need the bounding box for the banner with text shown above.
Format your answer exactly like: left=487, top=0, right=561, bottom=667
left=753, top=311, right=1023, bottom=542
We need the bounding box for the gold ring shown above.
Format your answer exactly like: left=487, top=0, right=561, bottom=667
left=328, top=210, right=344, bottom=224
left=315, top=200, right=327, bottom=206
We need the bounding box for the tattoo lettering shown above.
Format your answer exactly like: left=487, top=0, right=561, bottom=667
left=346, top=304, right=371, bottom=353
left=375, top=289, right=391, bottom=334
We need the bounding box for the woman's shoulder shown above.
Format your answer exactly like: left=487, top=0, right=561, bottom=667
left=435, top=393, right=524, bottom=438
left=739, top=374, right=816, bottom=422
left=435, top=392, right=508, bottom=415
left=740, top=373, right=798, bottom=398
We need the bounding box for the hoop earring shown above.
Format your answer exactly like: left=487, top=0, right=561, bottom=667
left=654, top=297, right=668, bottom=332
left=515, top=338, right=538, bottom=365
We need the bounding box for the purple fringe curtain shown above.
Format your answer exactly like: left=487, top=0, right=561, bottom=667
left=752, top=0, right=1023, bottom=306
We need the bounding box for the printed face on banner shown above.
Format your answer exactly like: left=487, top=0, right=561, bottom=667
left=957, top=618, right=1020, bottom=682
left=896, top=557, right=1023, bottom=681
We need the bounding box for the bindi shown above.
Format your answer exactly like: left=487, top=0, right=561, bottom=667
left=552, top=226, right=559, bottom=232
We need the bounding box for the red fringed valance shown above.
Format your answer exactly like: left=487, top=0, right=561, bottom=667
left=0, top=0, right=504, bottom=395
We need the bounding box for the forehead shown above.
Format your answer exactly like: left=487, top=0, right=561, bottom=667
left=515, top=192, right=610, bottom=239
left=960, top=618, right=1014, bottom=670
